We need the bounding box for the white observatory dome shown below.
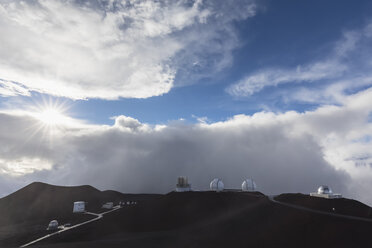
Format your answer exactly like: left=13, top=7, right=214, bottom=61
left=210, top=178, right=224, bottom=192
left=317, top=185, right=333, bottom=194
left=241, top=179, right=257, bottom=191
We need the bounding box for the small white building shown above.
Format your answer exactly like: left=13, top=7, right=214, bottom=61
left=73, top=201, right=86, bottom=213
left=210, top=178, right=224, bottom=192
left=310, top=185, right=342, bottom=199
left=241, top=179, right=257, bottom=192
left=102, top=202, right=114, bottom=209
left=176, top=176, right=191, bottom=192
left=47, top=220, right=59, bottom=230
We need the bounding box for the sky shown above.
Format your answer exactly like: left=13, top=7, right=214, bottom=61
left=1, top=0, right=372, bottom=204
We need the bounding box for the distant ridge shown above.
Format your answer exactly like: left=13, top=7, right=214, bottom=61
left=2, top=183, right=372, bottom=248
left=276, top=193, right=372, bottom=218
left=0, top=182, right=155, bottom=226
left=1, top=182, right=100, bottom=200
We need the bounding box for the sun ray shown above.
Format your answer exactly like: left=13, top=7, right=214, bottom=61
left=36, top=107, right=68, bottom=127
left=19, top=98, right=78, bottom=147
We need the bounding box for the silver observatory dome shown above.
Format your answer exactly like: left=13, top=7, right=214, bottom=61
left=317, top=185, right=333, bottom=194
left=241, top=179, right=257, bottom=191
left=210, top=178, right=224, bottom=192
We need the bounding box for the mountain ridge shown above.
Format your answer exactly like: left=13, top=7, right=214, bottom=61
left=1, top=182, right=372, bottom=248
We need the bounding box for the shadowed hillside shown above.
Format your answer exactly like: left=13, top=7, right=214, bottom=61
left=0, top=182, right=159, bottom=224
left=1, top=183, right=372, bottom=248
left=38, top=191, right=372, bottom=248
left=0, top=182, right=160, bottom=247
left=275, top=193, right=372, bottom=218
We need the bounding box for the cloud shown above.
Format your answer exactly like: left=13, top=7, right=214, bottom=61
left=0, top=157, right=52, bottom=176
left=0, top=0, right=257, bottom=99
left=227, top=60, right=346, bottom=96
left=0, top=79, right=30, bottom=97
left=227, top=21, right=372, bottom=100
left=113, top=115, right=150, bottom=132
left=1, top=87, right=372, bottom=204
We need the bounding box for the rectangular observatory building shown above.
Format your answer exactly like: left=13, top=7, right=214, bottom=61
left=73, top=201, right=86, bottom=213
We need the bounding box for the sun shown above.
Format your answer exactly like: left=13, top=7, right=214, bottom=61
left=27, top=98, right=85, bottom=138
left=21, top=99, right=82, bottom=143
left=37, top=107, right=67, bottom=126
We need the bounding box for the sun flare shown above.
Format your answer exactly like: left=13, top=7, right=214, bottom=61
left=23, top=99, right=84, bottom=141
left=37, top=108, right=67, bottom=126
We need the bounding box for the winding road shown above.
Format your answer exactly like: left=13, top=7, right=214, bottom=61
left=20, top=206, right=122, bottom=247
left=268, top=196, right=372, bottom=223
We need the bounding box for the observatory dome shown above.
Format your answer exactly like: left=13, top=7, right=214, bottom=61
left=47, top=220, right=59, bottom=230
left=241, top=179, right=257, bottom=191
left=317, top=185, right=332, bottom=194
left=210, top=178, right=224, bottom=192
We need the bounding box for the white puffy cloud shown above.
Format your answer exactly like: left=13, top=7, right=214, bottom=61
left=0, top=0, right=257, bottom=99
left=1, top=87, right=372, bottom=204
left=113, top=115, right=150, bottom=132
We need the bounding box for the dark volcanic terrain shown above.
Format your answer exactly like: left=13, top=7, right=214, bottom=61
left=1, top=182, right=372, bottom=248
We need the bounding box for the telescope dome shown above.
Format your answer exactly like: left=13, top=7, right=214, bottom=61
left=317, top=185, right=332, bottom=194
left=242, top=179, right=257, bottom=191
left=210, top=178, right=224, bottom=192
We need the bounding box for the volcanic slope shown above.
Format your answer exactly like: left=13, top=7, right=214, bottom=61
left=0, top=182, right=159, bottom=247
left=36, top=191, right=372, bottom=248
left=275, top=193, right=372, bottom=218
left=1, top=183, right=372, bottom=248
